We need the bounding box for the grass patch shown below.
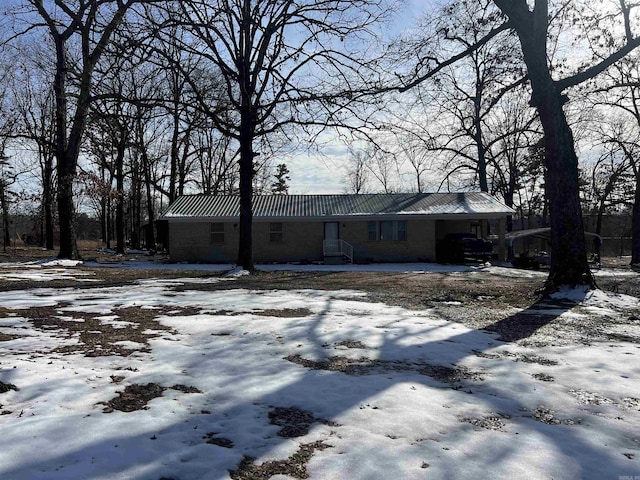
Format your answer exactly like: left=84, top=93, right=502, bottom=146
left=102, top=383, right=202, bottom=413
left=254, top=308, right=313, bottom=318
left=20, top=305, right=196, bottom=357
left=230, top=441, right=330, bottom=480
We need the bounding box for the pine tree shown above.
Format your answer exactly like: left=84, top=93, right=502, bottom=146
left=271, top=164, right=290, bottom=195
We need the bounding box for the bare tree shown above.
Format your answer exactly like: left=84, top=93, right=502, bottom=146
left=9, top=0, right=160, bottom=259
left=584, top=137, right=633, bottom=239
left=344, top=149, right=370, bottom=194
left=399, top=135, right=431, bottom=193
left=0, top=68, right=18, bottom=252
left=424, top=0, right=526, bottom=193
left=486, top=90, right=542, bottom=231
left=490, top=0, right=640, bottom=287
left=593, top=54, right=640, bottom=264
left=9, top=38, right=58, bottom=250
left=168, top=0, right=395, bottom=271
left=366, top=144, right=399, bottom=193
left=396, top=0, right=640, bottom=289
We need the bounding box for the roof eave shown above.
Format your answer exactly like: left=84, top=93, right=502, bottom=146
left=160, top=211, right=514, bottom=222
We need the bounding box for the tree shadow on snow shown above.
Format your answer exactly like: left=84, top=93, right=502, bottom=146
left=4, top=288, right=630, bottom=480
left=482, top=294, right=586, bottom=342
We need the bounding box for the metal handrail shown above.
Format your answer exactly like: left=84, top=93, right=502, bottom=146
left=323, top=239, right=353, bottom=263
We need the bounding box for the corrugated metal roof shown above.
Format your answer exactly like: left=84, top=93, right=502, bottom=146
left=159, top=193, right=515, bottom=220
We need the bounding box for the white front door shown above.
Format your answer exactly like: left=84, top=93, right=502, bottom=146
left=324, top=222, right=339, bottom=240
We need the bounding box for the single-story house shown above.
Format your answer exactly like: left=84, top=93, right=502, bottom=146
left=158, top=193, right=514, bottom=264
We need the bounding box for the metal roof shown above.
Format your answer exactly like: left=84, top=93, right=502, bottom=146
left=159, top=193, right=515, bottom=221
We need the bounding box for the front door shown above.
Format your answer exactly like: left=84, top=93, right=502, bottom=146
left=324, top=222, right=339, bottom=240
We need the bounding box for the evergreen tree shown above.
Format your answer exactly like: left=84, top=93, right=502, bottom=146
left=271, top=164, right=290, bottom=195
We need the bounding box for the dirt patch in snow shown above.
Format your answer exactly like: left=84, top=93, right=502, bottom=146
left=101, top=383, right=202, bottom=412
left=285, top=354, right=378, bottom=376
left=334, top=339, right=368, bottom=349
left=475, top=349, right=558, bottom=366
left=254, top=308, right=313, bottom=318
left=19, top=305, right=197, bottom=356
left=0, top=381, right=19, bottom=393
left=532, top=373, right=555, bottom=382
left=285, top=354, right=485, bottom=384
left=230, top=441, right=330, bottom=480
left=569, top=390, right=639, bottom=410
left=463, top=414, right=509, bottom=431
left=531, top=406, right=582, bottom=425
left=419, top=364, right=485, bottom=383
left=0, top=333, right=21, bottom=341
left=268, top=406, right=339, bottom=438
left=203, top=433, right=234, bottom=448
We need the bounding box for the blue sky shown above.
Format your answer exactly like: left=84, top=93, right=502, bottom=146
left=285, top=0, right=433, bottom=194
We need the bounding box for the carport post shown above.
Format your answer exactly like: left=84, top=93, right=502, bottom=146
left=498, top=217, right=507, bottom=261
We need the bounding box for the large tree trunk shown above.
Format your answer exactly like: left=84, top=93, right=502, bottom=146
left=530, top=74, right=593, bottom=287
left=57, top=172, right=79, bottom=258
left=53, top=37, right=79, bottom=260
left=495, top=0, right=593, bottom=288
left=236, top=110, right=255, bottom=271
left=235, top=0, right=255, bottom=272
left=53, top=36, right=82, bottom=260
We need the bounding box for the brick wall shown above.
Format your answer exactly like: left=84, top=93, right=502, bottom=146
left=168, top=218, right=467, bottom=263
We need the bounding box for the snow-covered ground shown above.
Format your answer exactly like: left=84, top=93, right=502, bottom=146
left=0, top=261, right=639, bottom=479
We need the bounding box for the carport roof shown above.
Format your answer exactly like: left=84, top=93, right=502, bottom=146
left=160, top=193, right=514, bottom=221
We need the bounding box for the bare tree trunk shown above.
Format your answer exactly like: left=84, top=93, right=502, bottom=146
left=632, top=166, right=640, bottom=265
left=101, top=197, right=107, bottom=247
left=494, top=0, right=593, bottom=288
left=139, top=136, right=156, bottom=250
left=106, top=198, right=113, bottom=250
left=115, top=141, right=126, bottom=255
left=53, top=34, right=80, bottom=260
left=1, top=185, right=9, bottom=252
left=43, top=154, right=54, bottom=250
left=504, top=190, right=514, bottom=232
left=473, top=93, right=489, bottom=192
left=237, top=108, right=255, bottom=271
left=57, top=173, right=79, bottom=258
left=533, top=83, right=592, bottom=286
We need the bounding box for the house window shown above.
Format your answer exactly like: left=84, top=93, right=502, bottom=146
left=210, top=223, right=225, bottom=243
left=367, top=221, right=377, bottom=241
left=397, top=221, right=407, bottom=241
left=379, top=221, right=394, bottom=241
left=368, top=220, right=407, bottom=241
left=270, top=222, right=283, bottom=243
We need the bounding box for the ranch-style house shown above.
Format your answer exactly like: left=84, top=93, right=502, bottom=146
left=158, top=193, right=514, bottom=264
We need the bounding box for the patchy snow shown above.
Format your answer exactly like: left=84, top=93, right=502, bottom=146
left=0, top=264, right=639, bottom=480
left=0, top=262, right=96, bottom=283
left=39, top=259, right=84, bottom=267
left=225, top=266, right=251, bottom=277
left=2, top=258, right=558, bottom=283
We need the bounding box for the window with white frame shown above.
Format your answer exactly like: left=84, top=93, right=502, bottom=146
left=367, top=220, right=407, bottom=241
left=210, top=223, right=225, bottom=243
